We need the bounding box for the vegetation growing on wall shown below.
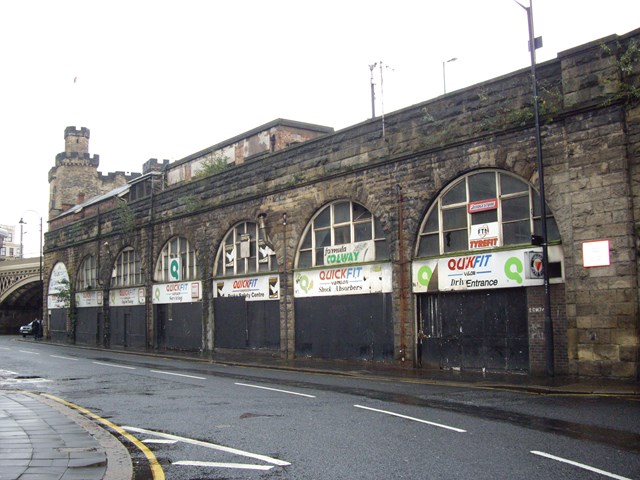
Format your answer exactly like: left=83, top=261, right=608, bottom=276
left=55, top=278, right=72, bottom=308
left=183, top=195, right=203, bottom=213
left=601, top=39, right=640, bottom=106
left=193, top=154, right=229, bottom=179
left=116, top=199, right=136, bottom=237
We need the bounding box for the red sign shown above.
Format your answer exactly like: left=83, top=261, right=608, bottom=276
left=468, top=198, right=497, bottom=213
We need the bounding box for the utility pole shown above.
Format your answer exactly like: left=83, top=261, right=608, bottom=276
left=514, top=0, right=553, bottom=376
left=369, top=63, right=377, bottom=118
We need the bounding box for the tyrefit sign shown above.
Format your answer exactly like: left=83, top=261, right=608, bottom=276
left=152, top=281, right=202, bottom=304
left=294, top=263, right=392, bottom=298
left=412, top=248, right=544, bottom=293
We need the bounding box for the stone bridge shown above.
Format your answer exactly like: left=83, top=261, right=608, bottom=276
left=0, top=257, right=43, bottom=334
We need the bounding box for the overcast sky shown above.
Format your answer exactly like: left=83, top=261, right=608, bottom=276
left=1, top=0, right=638, bottom=257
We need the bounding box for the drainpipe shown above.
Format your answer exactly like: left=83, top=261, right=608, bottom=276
left=397, top=185, right=407, bottom=363
left=282, top=213, right=288, bottom=360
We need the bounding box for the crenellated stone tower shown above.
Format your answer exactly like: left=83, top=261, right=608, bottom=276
left=48, top=127, right=140, bottom=219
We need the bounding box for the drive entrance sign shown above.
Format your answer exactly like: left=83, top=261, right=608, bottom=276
left=412, top=248, right=545, bottom=292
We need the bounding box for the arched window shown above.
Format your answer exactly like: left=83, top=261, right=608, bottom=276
left=417, top=170, right=560, bottom=257
left=77, top=255, right=97, bottom=290
left=111, top=247, right=145, bottom=287
left=154, top=236, right=197, bottom=282
left=214, top=221, right=277, bottom=276
left=297, top=200, right=389, bottom=268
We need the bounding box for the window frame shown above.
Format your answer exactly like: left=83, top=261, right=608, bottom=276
left=416, top=170, right=559, bottom=258
left=77, top=254, right=97, bottom=290
left=111, top=247, right=145, bottom=287
left=214, top=221, right=278, bottom=277
left=296, top=200, right=388, bottom=268
left=154, top=236, right=197, bottom=282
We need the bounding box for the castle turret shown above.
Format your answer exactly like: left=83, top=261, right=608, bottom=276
left=48, top=126, right=140, bottom=220
left=64, top=126, right=90, bottom=156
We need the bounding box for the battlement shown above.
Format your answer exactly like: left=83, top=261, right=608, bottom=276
left=99, top=171, right=141, bottom=182
left=64, top=126, right=90, bottom=157
left=143, top=158, right=170, bottom=174
left=55, top=151, right=100, bottom=167
left=64, top=126, right=90, bottom=139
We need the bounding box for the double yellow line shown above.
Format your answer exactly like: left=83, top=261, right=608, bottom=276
left=42, top=393, right=165, bottom=480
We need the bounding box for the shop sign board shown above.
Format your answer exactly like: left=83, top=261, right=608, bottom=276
left=323, top=240, right=374, bottom=265
left=76, top=290, right=103, bottom=308
left=412, top=248, right=544, bottom=293
left=110, top=287, right=146, bottom=307
left=294, top=263, right=392, bottom=298
left=152, top=281, right=202, bottom=304
left=214, top=274, right=280, bottom=301
left=47, top=262, right=70, bottom=309
left=469, top=222, right=500, bottom=250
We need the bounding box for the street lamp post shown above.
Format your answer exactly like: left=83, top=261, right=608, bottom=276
left=20, top=212, right=44, bottom=322
left=514, top=0, right=554, bottom=376
left=442, top=57, right=457, bottom=94
left=19, top=218, right=25, bottom=259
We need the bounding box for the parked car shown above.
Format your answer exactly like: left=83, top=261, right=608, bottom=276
left=20, top=321, right=35, bottom=337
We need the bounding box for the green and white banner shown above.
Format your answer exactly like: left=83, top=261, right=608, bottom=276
left=294, top=263, right=392, bottom=298
left=152, top=281, right=202, bottom=304
left=412, top=248, right=544, bottom=293
left=110, top=287, right=146, bottom=306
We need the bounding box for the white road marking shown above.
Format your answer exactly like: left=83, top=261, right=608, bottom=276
left=0, top=347, right=11, bottom=350
left=150, top=370, right=206, bottom=380
left=143, top=439, right=178, bottom=444
left=235, top=382, right=316, bottom=398
left=173, top=461, right=273, bottom=471
left=354, top=404, right=467, bottom=432
left=122, top=426, right=290, bottom=466
left=531, top=451, right=633, bottom=480
left=93, top=361, right=135, bottom=369
left=0, top=369, right=19, bottom=375
left=19, top=349, right=39, bottom=355
left=50, top=355, right=79, bottom=361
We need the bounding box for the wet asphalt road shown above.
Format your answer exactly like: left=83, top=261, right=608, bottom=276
left=1, top=336, right=639, bottom=480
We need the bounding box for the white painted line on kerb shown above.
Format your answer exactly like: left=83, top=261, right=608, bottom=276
left=354, top=405, right=467, bottom=433
left=235, top=382, right=316, bottom=398
left=150, top=370, right=206, bottom=380
left=123, top=426, right=291, bottom=466
left=173, top=461, right=273, bottom=471
left=531, top=451, right=633, bottom=480
left=19, top=350, right=40, bottom=355
left=93, top=361, right=135, bottom=370
left=50, top=355, right=79, bottom=361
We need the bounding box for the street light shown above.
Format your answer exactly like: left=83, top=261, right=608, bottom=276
left=20, top=212, right=44, bottom=321
left=19, top=218, right=25, bottom=259
left=442, top=57, right=457, bottom=94
left=513, top=0, right=553, bottom=377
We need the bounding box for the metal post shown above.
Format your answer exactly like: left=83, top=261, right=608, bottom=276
left=442, top=57, right=457, bottom=94
left=515, top=0, right=554, bottom=376
left=369, top=63, right=377, bottom=118
left=19, top=218, right=25, bottom=258
left=282, top=213, right=288, bottom=360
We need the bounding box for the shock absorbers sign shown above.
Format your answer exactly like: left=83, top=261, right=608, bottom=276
left=412, top=248, right=545, bottom=292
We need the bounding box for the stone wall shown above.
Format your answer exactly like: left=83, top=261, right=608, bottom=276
left=44, top=29, right=640, bottom=379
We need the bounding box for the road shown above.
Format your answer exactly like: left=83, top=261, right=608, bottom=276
left=1, top=336, right=638, bottom=480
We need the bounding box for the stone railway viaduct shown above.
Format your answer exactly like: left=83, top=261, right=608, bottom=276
left=3, top=28, right=639, bottom=380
